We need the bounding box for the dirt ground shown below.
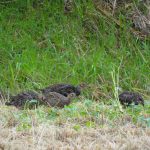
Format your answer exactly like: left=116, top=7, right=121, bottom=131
left=0, top=123, right=150, bottom=150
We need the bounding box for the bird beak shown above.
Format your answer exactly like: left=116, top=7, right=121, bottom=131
left=38, top=94, right=45, bottom=100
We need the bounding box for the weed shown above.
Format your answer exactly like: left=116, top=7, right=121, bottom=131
left=0, top=2, right=150, bottom=148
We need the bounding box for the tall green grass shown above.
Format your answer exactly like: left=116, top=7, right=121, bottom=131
left=0, top=1, right=150, bottom=96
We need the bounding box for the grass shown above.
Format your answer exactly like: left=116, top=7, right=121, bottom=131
left=1, top=100, right=149, bottom=129
left=0, top=1, right=149, bottom=92
left=0, top=1, right=150, bottom=149
left=0, top=101, right=150, bottom=149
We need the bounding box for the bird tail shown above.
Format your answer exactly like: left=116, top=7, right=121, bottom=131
left=5, top=101, right=13, bottom=106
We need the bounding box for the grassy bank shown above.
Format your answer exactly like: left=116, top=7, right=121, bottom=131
left=0, top=1, right=150, bottom=149
left=0, top=1, right=149, bottom=94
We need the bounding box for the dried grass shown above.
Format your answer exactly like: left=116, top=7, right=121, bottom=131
left=0, top=123, right=150, bottom=150
left=93, top=0, right=150, bottom=39
left=0, top=105, right=149, bottom=150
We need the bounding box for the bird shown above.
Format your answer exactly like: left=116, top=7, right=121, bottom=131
left=5, top=91, right=43, bottom=109
left=40, top=92, right=76, bottom=108
left=40, top=83, right=87, bottom=97
left=119, top=91, right=144, bottom=106
left=5, top=83, right=87, bottom=109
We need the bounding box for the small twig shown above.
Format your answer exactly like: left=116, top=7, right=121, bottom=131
left=112, top=0, right=117, bottom=16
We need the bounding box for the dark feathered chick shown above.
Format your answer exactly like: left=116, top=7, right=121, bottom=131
left=5, top=91, right=43, bottom=108
left=40, top=92, right=76, bottom=108
left=41, top=83, right=87, bottom=97
left=119, top=91, right=144, bottom=106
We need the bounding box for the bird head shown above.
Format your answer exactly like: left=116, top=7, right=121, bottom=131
left=134, top=95, right=144, bottom=106
left=67, top=93, right=76, bottom=99
left=37, top=94, right=45, bottom=101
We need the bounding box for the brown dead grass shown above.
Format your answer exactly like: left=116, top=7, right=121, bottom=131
left=0, top=118, right=150, bottom=149
left=0, top=103, right=150, bottom=150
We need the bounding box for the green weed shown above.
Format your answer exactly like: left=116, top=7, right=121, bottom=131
left=0, top=1, right=150, bottom=129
